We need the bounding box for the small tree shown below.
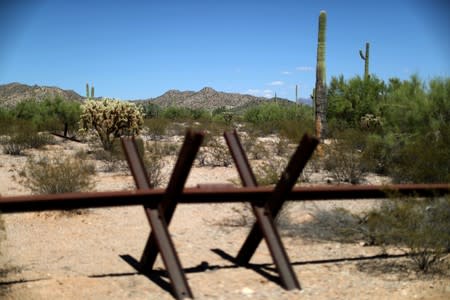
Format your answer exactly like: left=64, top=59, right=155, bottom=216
left=80, top=99, right=144, bottom=151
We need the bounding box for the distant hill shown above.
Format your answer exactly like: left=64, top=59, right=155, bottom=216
left=0, top=82, right=310, bottom=111
left=139, top=87, right=303, bottom=111
left=0, top=82, right=83, bottom=108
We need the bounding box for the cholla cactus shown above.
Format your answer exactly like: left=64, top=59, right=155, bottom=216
left=80, top=98, right=144, bottom=150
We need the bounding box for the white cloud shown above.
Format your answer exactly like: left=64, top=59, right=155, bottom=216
left=268, top=80, right=284, bottom=86
left=281, top=71, right=292, bottom=75
left=296, top=66, right=313, bottom=72
left=246, top=89, right=274, bottom=98
left=246, top=89, right=260, bottom=96
left=263, top=89, right=273, bottom=98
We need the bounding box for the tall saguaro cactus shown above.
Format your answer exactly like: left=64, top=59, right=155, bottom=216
left=359, top=42, right=370, bottom=80
left=86, top=83, right=95, bottom=98
left=314, top=10, right=328, bottom=140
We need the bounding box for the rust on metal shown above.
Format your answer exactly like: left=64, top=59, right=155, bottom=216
left=0, top=127, right=448, bottom=298
left=235, top=132, right=319, bottom=265
left=224, top=130, right=301, bottom=290
left=1, top=184, right=449, bottom=213
left=122, top=135, right=194, bottom=299
left=121, top=130, right=204, bottom=299
left=139, top=130, right=204, bottom=270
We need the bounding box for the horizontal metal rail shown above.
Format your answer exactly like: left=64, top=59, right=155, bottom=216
left=1, top=184, right=448, bottom=213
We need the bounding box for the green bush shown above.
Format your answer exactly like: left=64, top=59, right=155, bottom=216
left=366, top=196, right=450, bottom=272
left=142, top=102, right=162, bottom=118
left=243, top=102, right=313, bottom=136
left=10, top=97, right=81, bottom=132
left=1, top=128, right=56, bottom=155
left=0, top=108, right=14, bottom=135
left=144, top=117, right=169, bottom=139
left=323, top=129, right=367, bottom=184
left=327, top=75, right=386, bottom=128
left=21, top=155, right=96, bottom=194
left=278, top=119, right=314, bottom=142
left=387, top=124, right=450, bottom=183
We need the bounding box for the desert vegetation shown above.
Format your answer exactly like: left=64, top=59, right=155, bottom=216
left=0, top=74, right=449, bottom=276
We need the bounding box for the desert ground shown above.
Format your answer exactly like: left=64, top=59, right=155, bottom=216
left=0, top=135, right=449, bottom=299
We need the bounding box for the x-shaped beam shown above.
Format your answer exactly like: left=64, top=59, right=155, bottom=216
left=224, top=130, right=318, bottom=290
left=121, top=130, right=204, bottom=299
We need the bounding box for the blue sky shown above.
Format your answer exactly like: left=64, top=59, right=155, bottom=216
left=1, top=0, right=449, bottom=100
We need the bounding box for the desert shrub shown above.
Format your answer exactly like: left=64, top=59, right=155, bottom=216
left=366, top=196, right=450, bottom=272
left=387, top=124, right=450, bottom=183
left=0, top=107, right=14, bottom=135
left=160, top=106, right=211, bottom=122
left=21, top=155, right=96, bottom=194
left=327, top=75, right=386, bottom=128
left=144, top=117, right=169, bottom=139
left=157, top=142, right=180, bottom=156
left=142, top=102, right=162, bottom=118
left=197, top=136, right=232, bottom=167
left=244, top=102, right=313, bottom=136
left=80, top=99, right=144, bottom=151
left=1, top=129, right=55, bottom=155
left=218, top=203, right=255, bottom=227
left=280, top=207, right=367, bottom=242
left=360, top=133, right=397, bottom=174
left=92, top=138, right=144, bottom=172
left=279, top=119, right=314, bottom=142
left=23, top=132, right=56, bottom=149
left=275, top=137, right=291, bottom=157
left=1, top=136, right=26, bottom=155
left=10, top=97, right=81, bottom=132
left=254, top=158, right=287, bottom=186
left=324, top=129, right=367, bottom=184
left=161, top=106, right=192, bottom=120
left=144, top=141, right=167, bottom=188
left=241, top=135, right=269, bottom=160
left=41, top=97, right=81, bottom=133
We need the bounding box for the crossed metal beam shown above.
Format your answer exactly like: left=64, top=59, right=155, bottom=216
left=121, top=130, right=204, bottom=299
left=121, top=129, right=317, bottom=298
left=1, top=130, right=448, bottom=299
left=224, top=130, right=318, bottom=290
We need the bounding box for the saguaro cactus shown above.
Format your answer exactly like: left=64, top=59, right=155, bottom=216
left=314, top=10, right=328, bottom=140
left=86, top=83, right=95, bottom=98
left=359, top=42, right=370, bottom=80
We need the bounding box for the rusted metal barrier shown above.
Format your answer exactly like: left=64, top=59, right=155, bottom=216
left=121, top=131, right=204, bottom=299
left=0, top=129, right=448, bottom=299
left=1, top=184, right=448, bottom=212
left=224, top=130, right=318, bottom=290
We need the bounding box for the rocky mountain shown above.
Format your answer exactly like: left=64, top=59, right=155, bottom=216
left=0, top=82, right=83, bottom=108
left=0, top=82, right=307, bottom=111
left=145, top=87, right=294, bottom=111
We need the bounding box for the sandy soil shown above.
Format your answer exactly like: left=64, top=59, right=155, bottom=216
left=0, top=137, right=449, bottom=299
